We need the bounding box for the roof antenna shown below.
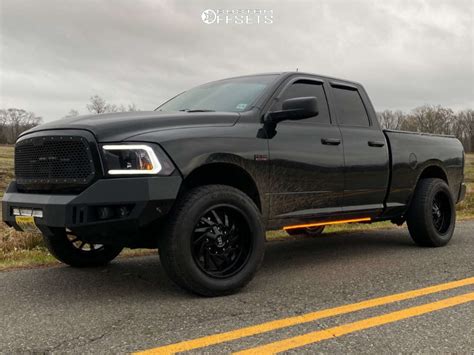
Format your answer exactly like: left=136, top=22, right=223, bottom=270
left=296, top=67, right=299, bottom=72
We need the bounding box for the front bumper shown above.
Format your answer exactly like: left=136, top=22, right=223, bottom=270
left=2, top=176, right=182, bottom=243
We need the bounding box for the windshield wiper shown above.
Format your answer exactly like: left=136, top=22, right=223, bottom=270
left=179, top=109, right=216, bottom=112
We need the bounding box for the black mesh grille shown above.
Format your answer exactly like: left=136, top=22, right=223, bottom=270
left=15, top=136, right=95, bottom=191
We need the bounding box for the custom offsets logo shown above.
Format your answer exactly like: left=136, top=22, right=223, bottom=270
left=201, top=9, right=273, bottom=25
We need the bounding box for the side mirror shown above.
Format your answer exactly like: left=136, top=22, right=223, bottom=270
left=266, top=96, right=319, bottom=124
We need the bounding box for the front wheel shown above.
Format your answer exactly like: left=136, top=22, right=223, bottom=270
left=159, top=185, right=265, bottom=296
left=406, top=178, right=456, bottom=247
left=43, top=230, right=124, bottom=267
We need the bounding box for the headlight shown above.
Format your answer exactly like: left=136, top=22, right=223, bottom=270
left=102, top=144, right=174, bottom=175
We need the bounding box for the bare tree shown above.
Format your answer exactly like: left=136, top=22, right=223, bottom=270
left=377, top=110, right=406, bottom=130
left=0, top=109, right=7, bottom=143
left=86, top=95, right=109, bottom=114
left=85, top=95, right=139, bottom=115
left=65, top=109, right=79, bottom=117
left=127, top=103, right=139, bottom=112
left=454, top=109, right=474, bottom=152
left=0, top=108, right=42, bottom=143
left=401, top=105, right=455, bottom=135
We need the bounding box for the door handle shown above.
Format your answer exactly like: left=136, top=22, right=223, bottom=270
left=321, top=138, right=341, bottom=146
left=368, top=140, right=385, bottom=147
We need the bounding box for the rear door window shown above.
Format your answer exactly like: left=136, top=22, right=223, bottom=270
left=332, top=87, right=370, bottom=127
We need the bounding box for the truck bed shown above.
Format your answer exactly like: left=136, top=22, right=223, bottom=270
left=382, top=129, right=464, bottom=218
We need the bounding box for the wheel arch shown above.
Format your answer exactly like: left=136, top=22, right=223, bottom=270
left=180, top=162, right=262, bottom=211
left=404, top=163, right=450, bottom=214
left=400, top=163, right=449, bottom=220
left=417, top=163, right=449, bottom=185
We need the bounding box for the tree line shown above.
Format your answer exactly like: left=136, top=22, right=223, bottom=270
left=1, top=98, right=473, bottom=152
left=66, top=95, right=139, bottom=117
left=377, top=106, right=474, bottom=152
left=0, top=108, right=42, bottom=144
left=0, top=95, right=139, bottom=144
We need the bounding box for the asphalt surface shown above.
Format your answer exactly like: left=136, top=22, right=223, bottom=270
left=1, top=221, right=473, bottom=354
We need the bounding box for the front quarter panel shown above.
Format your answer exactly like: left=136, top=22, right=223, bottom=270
left=127, top=113, right=270, bottom=217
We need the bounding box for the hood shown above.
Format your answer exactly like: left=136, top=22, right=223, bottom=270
left=21, top=111, right=240, bottom=142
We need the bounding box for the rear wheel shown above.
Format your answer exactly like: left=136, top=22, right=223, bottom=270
left=159, top=185, right=265, bottom=296
left=406, top=178, right=456, bottom=247
left=286, top=226, right=325, bottom=237
left=43, top=230, right=123, bottom=267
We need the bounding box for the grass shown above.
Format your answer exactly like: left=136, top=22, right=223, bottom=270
left=0, top=145, right=14, bottom=199
left=0, top=146, right=473, bottom=270
left=457, top=153, right=474, bottom=219
left=0, top=225, right=154, bottom=270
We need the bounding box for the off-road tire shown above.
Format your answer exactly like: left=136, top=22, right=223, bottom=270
left=159, top=185, right=265, bottom=297
left=406, top=178, right=456, bottom=247
left=43, top=230, right=123, bottom=267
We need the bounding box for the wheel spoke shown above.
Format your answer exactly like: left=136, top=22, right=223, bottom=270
left=431, top=191, right=452, bottom=234
left=193, top=231, right=210, bottom=245
left=229, top=233, right=240, bottom=243
left=211, top=210, right=223, bottom=225
left=204, top=249, right=212, bottom=270
left=210, top=253, right=222, bottom=268
left=201, top=217, right=215, bottom=226
left=68, top=235, right=105, bottom=253
left=194, top=226, right=210, bottom=233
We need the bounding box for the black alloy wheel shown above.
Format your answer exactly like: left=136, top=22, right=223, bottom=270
left=43, top=229, right=123, bottom=267
left=192, top=206, right=252, bottom=278
left=431, top=191, right=452, bottom=235
left=67, top=234, right=105, bottom=252
left=159, top=185, right=265, bottom=296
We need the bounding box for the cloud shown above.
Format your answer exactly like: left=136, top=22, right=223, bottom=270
left=0, top=0, right=472, bottom=121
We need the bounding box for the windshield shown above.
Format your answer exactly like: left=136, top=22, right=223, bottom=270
left=157, top=74, right=278, bottom=113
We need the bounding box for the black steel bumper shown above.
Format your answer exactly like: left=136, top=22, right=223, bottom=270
left=2, top=176, right=182, bottom=243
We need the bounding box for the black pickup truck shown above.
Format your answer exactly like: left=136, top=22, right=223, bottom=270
left=2, top=72, right=466, bottom=296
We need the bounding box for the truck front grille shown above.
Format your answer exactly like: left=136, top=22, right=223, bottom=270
left=15, top=135, right=96, bottom=192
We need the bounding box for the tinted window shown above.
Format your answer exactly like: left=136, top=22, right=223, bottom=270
left=332, top=87, right=370, bottom=127
left=273, top=81, right=330, bottom=124
left=158, top=75, right=278, bottom=113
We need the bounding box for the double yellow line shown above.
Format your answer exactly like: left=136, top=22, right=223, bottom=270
left=135, top=276, right=474, bottom=354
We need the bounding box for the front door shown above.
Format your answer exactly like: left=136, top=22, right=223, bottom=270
left=267, top=78, right=345, bottom=220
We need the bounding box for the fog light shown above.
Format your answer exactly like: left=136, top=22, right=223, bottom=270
left=97, top=207, right=114, bottom=220
left=32, top=210, right=43, bottom=218
left=12, top=208, right=43, bottom=218
left=20, top=208, right=33, bottom=216
left=116, top=206, right=130, bottom=218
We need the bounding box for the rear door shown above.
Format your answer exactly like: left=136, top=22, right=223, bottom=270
left=267, top=77, right=345, bottom=219
left=328, top=82, right=389, bottom=216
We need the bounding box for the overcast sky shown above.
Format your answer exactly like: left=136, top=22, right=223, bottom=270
left=1, top=0, right=473, bottom=122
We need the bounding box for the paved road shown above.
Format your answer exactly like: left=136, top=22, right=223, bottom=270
left=1, top=222, right=473, bottom=354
